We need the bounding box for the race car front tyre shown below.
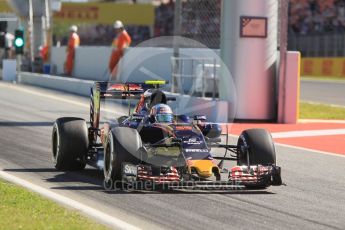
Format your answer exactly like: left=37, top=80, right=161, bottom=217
left=237, top=128, right=277, bottom=189
left=52, top=117, right=88, bottom=170
left=237, top=128, right=276, bottom=166
left=104, top=127, right=142, bottom=189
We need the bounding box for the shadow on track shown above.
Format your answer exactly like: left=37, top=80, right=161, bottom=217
left=4, top=168, right=57, bottom=173
left=3, top=167, right=104, bottom=191
left=3, top=168, right=276, bottom=195
left=0, top=121, right=91, bottom=127
left=103, top=190, right=275, bottom=195
left=0, top=121, right=54, bottom=127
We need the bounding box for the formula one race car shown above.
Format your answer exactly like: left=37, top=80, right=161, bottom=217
left=51, top=81, right=282, bottom=190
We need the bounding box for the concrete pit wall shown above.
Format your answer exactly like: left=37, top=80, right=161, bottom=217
left=17, top=71, right=228, bottom=123
left=51, top=47, right=220, bottom=87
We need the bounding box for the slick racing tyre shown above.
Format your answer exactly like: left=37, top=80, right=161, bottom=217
left=104, top=127, right=142, bottom=189
left=237, top=128, right=276, bottom=166
left=237, top=128, right=277, bottom=189
left=52, top=117, right=88, bottom=170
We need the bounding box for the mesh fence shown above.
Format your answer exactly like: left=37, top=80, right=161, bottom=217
left=179, top=0, right=222, bottom=49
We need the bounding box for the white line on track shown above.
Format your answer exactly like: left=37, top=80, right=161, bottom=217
left=299, top=119, right=345, bottom=124
left=271, top=129, right=345, bottom=138
left=226, top=134, right=345, bottom=158
left=301, top=78, right=345, bottom=84
left=274, top=143, right=345, bottom=158
left=301, top=100, right=345, bottom=108
left=0, top=170, right=141, bottom=230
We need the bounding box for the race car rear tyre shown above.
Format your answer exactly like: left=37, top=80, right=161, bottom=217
left=237, top=128, right=276, bottom=166
left=52, top=117, right=88, bottom=170
left=237, top=128, right=276, bottom=189
left=104, top=127, right=142, bottom=189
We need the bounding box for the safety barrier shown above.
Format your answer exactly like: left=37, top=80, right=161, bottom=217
left=50, top=47, right=220, bottom=83
left=18, top=72, right=94, bottom=96
left=17, top=71, right=228, bottom=122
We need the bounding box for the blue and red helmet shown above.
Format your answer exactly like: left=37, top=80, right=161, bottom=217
left=150, top=104, right=173, bottom=123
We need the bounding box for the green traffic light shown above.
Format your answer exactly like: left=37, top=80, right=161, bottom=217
left=15, top=38, right=24, bottom=47
left=14, top=29, right=24, bottom=55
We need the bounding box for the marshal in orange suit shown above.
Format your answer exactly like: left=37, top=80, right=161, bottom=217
left=64, top=25, right=80, bottom=76
left=108, top=20, right=132, bottom=80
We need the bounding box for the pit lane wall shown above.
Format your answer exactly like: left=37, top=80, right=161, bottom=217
left=17, top=72, right=228, bottom=123
left=51, top=47, right=220, bottom=84
left=301, top=57, right=345, bottom=78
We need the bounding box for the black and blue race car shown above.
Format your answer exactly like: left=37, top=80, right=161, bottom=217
left=51, top=81, right=282, bottom=190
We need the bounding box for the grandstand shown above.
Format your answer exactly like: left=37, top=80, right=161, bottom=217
left=61, top=0, right=345, bottom=56
left=288, top=0, right=345, bottom=57
left=62, top=0, right=221, bottom=48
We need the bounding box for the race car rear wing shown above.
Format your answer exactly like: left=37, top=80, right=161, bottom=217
left=93, top=80, right=177, bottom=99
left=97, top=80, right=167, bottom=94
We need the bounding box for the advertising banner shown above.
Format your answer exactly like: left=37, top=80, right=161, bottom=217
left=53, top=3, right=154, bottom=26
left=301, top=58, right=345, bottom=77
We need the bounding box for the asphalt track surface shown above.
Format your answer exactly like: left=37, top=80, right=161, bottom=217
left=300, top=79, right=345, bottom=106
left=0, top=82, right=345, bottom=230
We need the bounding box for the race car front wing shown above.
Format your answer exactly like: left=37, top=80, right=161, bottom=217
left=121, top=163, right=281, bottom=190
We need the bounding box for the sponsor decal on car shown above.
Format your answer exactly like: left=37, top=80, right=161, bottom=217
left=183, top=137, right=202, bottom=145
left=175, top=126, right=193, bottom=131
left=122, top=163, right=138, bottom=176
left=131, top=115, right=144, bottom=120
left=185, top=149, right=209, bottom=153
left=107, top=84, right=143, bottom=91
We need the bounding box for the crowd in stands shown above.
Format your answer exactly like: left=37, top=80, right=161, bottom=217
left=181, top=1, right=220, bottom=36
left=58, top=0, right=345, bottom=46
left=154, top=0, right=221, bottom=48
left=289, top=0, right=345, bottom=35
left=154, top=0, right=174, bottom=36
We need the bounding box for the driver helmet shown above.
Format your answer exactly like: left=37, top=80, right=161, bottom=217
left=150, top=104, right=173, bottom=123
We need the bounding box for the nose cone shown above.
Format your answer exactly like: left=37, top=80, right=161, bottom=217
left=189, top=160, right=215, bottom=178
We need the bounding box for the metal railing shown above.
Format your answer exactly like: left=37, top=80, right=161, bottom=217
left=172, top=0, right=221, bottom=49
left=288, top=33, right=345, bottom=57
left=171, top=57, right=219, bottom=99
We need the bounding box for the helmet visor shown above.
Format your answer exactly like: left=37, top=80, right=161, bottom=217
left=156, top=114, right=173, bottom=123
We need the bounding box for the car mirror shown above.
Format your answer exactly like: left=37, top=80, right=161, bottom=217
left=148, top=115, right=155, bottom=123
